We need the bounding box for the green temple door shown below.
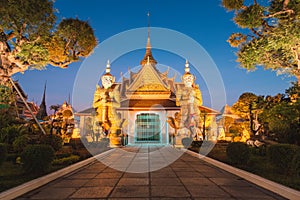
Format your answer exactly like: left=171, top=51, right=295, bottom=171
left=135, top=113, right=161, bottom=142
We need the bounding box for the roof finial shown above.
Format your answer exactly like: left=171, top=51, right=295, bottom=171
left=147, top=56, right=150, bottom=64
left=147, top=11, right=150, bottom=39
left=185, top=59, right=190, bottom=73
left=140, top=12, right=157, bottom=65
left=106, top=59, right=111, bottom=73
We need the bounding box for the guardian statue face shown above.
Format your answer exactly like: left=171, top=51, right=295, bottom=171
left=101, top=75, right=114, bottom=89
left=183, top=74, right=194, bottom=88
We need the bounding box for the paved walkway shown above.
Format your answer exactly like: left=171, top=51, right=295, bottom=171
left=18, top=146, right=286, bottom=199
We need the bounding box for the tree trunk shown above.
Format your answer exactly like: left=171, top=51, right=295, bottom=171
left=283, top=0, right=290, bottom=10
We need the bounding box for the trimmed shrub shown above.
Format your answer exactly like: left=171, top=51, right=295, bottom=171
left=6, top=153, right=18, bottom=163
left=191, top=141, right=203, bottom=148
left=267, top=144, right=300, bottom=175
left=21, top=145, right=55, bottom=173
left=69, top=138, right=85, bottom=150
left=182, top=137, right=193, bottom=148
left=0, top=143, right=7, bottom=166
left=55, top=153, right=72, bottom=159
left=52, top=155, right=80, bottom=166
left=250, top=145, right=267, bottom=156
left=226, top=142, right=250, bottom=165
left=40, top=134, right=63, bottom=151
left=13, top=134, right=30, bottom=153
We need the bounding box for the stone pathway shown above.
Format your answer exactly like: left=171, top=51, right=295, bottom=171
left=18, top=146, right=286, bottom=199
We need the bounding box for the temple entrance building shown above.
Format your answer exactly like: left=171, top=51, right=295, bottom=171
left=76, top=32, right=219, bottom=146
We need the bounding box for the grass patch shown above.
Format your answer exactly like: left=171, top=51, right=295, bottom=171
left=0, top=146, right=110, bottom=193
left=0, top=161, right=63, bottom=193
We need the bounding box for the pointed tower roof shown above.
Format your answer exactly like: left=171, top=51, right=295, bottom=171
left=36, top=82, right=48, bottom=120
left=140, top=12, right=157, bottom=66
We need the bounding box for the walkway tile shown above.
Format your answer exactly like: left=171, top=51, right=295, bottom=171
left=151, top=185, right=190, bottom=197
left=51, top=179, right=89, bottom=188
left=152, top=198, right=192, bottom=200
left=221, top=186, right=279, bottom=199
left=209, top=177, right=250, bottom=186
left=70, top=186, right=113, bottom=198
left=123, top=172, right=149, bottom=178
left=180, top=177, right=215, bottom=186
left=176, top=171, right=204, bottom=178
left=95, top=172, right=123, bottom=179
left=150, top=171, right=177, bottom=178
left=66, top=172, right=98, bottom=179
left=16, top=146, right=287, bottom=200
left=118, top=178, right=149, bottom=186
left=110, top=185, right=149, bottom=198
left=108, top=198, right=149, bottom=200
left=186, top=185, right=231, bottom=198
left=151, top=177, right=182, bottom=185
left=84, top=178, right=119, bottom=187
left=29, top=187, right=77, bottom=199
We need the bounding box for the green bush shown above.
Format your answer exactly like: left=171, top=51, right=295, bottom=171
left=267, top=144, right=300, bottom=175
left=13, top=134, right=30, bottom=153
left=52, top=155, right=80, bottom=165
left=0, top=143, right=7, bottom=166
left=40, top=134, right=63, bottom=151
left=55, top=153, right=72, bottom=159
left=0, top=125, right=24, bottom=145
left=21, top=145, right=55, bottom=173
left=226, top=142, right=250, bottom=165
left=249, top=145, right=267, bottom=156
left=6, top=153, right=18, bottom=163
left=191, top=141, right=203, bottom=148
left=69, top=138, right=85, bottom=150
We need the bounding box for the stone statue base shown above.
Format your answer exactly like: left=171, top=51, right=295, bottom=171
left=109, top=135, right=122, bottom=147
left=174, top=135, right=184, bottom=148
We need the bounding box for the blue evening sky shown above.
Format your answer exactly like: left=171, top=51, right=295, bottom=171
left=14, top=0, right=296, bottom=112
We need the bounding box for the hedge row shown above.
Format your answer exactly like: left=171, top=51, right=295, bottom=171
left=0, top=143, right=7, bottom=166
left=52, top=155, right=80, bottom=166
left=21, top=144, right=55, bottom=174
left=267, top=144, right=300, bottom=175
left=226, top=142, right=300, bottom=176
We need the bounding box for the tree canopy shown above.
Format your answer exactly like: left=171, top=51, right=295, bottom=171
left=0, top=0, right=97, bottom=84
left=222, top=0, right=300, bottom=83
left=231, top=83, right=300, bottom=144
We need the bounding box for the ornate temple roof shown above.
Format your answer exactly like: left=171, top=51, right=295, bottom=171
left=140, top=37, right=157, bottom=66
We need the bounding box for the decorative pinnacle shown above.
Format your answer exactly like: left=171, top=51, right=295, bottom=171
left=147, top=12, right=150, bottom=39
left=185, top=59, right=190, bottom=73
left=147, top=56, right=150, bottom=64
left=106, top=59, right=111, bottom=73
left=140, top=12, right=157, bottom=65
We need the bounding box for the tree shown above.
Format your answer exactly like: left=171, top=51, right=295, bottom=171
left=262, top=100, right=300, bottom=144
left=232, top=92, right=264, bottom=135
left=50, top=104, right=60, bottom=115
left=260, top=83, right=300, bottom=144
left=0, top=0, right=97, bottom=85
left=222, top=0, right=300, bottom=83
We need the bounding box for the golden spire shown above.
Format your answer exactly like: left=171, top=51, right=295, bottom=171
left=185, top=59, right=190, bottom=73
left=140, top=12, right=157, bottom=66
left=105, top=59, right=111, bottom=74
